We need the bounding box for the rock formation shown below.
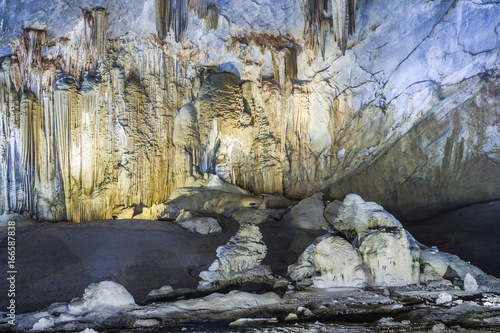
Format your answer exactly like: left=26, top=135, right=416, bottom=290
left=289, top=194, right=500, bottom=290
left=198, top=223, right=274, bottom=291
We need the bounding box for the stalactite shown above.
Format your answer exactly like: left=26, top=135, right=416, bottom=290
left=12, top=29, right=46, bottom=72
left=206, top=3, right=219, bottom=32
left=189, top=0, right=208, bottom=19
left=303, top=0, right=328, bottom=56
left=156, top=0, right=189, bottom=42
left=303, top=0, right=359, bottom=56
left=320, top=18, right=332, bottom=59
left=331, top=0, right=359, bottom=55
left=10, top=29, right=47, bottom=92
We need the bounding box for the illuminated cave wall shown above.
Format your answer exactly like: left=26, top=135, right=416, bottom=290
left=0, top=0, right=498, bottom=222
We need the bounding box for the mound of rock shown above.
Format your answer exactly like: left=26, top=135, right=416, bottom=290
left=198, top=223, right=274, bottom=291
left=289, top=194, right=500, bottom=290
left=288, top=234, right=371, bottom=287
left=282, top=193, right=330, bottom=230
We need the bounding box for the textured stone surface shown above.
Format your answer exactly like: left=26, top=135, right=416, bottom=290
left=312, top=235, right=370, bottom=288
left=358, top=228, right=417, bottom=287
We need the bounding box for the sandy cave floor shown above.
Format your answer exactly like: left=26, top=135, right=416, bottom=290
left=0, top=200, right=499, bottom=316
left=0, top=215, right=323, bottom=314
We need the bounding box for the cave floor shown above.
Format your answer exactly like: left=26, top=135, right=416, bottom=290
left=0, top=200, right=499, bottom=328
left=0, top=214, right=323, bottom=314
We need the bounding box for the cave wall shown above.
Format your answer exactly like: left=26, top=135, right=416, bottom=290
left=0, top=0, right=498, bottom=221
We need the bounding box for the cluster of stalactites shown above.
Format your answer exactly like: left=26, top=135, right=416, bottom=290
left=332, top=0, right=359, bottom=54
left=156, top=0, right=218, bottom=42
left=156, top=0, right=189, bottom=42
left=303, top=0, right=359, bottom=56
left=10, top=29, right=47, bottom=92
left=6, top=8, right=109, bottom=95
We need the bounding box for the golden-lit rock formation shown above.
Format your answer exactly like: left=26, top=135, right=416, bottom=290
left=0, top=0, right=498, bottom=222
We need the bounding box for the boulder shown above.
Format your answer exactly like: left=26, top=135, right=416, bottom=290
left=68, top=281, right=136, bottom=316
left=111, top=206, right=134, bottom=219
left=464, top=273, right=478, bottom=294
left=288, top=233, right=370, bottom=287
left=283, top=193, right=329, bottom=230
left=312, top=235, right=370, bottom=288
left=418, top=247, right=500, bottom=291
left=175, top=210, right=194, bottom=222
left=324, top=200, right=342, bottom=225
left=177, top=217, right=222, bottom=234
left=333, top=194, right=402, bottom=235
left=147, top=285, right=175, bottom=302
left=358, top=228, right=417, bottom=286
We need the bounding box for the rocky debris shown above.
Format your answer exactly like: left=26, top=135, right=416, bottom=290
left=175, top=209, right=194, bottom=222
left=177, top=217, right=222, bottom=234
left=464, top=273, right=479, bottom=294
left=0, top=212, right=37, bottom=230
left=436, top=292, right=453, bottom=304
left=111, top=206, right=134, bottom=219
left=131, top=290, right=282, bottom=321
left=15, top=281, right=137, bottom=331
left=289, top=194, right=500, bottom=291
left=198, top=223, right=274, bottom=291
left=287, top=234, right=329, bottom=282
left=288, top=233, right=371, bottom=287
left=282, top=193, right=330, bottom=230
left=8, top=277, right=500, bottom=332
left=419, top=246, right=500, bottom=292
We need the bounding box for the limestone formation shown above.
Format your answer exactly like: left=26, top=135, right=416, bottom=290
left=358, top=228, right=417, bottom=287
left=312, top=235, right=370, bottom=288
left=324, top=200, right=342, bottom=225
left=232, top=208, right=272, bottom=225
left=332, top=194, right=403, bottom=236
left=288, top=194, right=500, bottom=290
left=287, top=234, right=329, bottom=282
left=68, top=281, right=136, bottom=316
left=198, top=223, right=273, bottom=291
